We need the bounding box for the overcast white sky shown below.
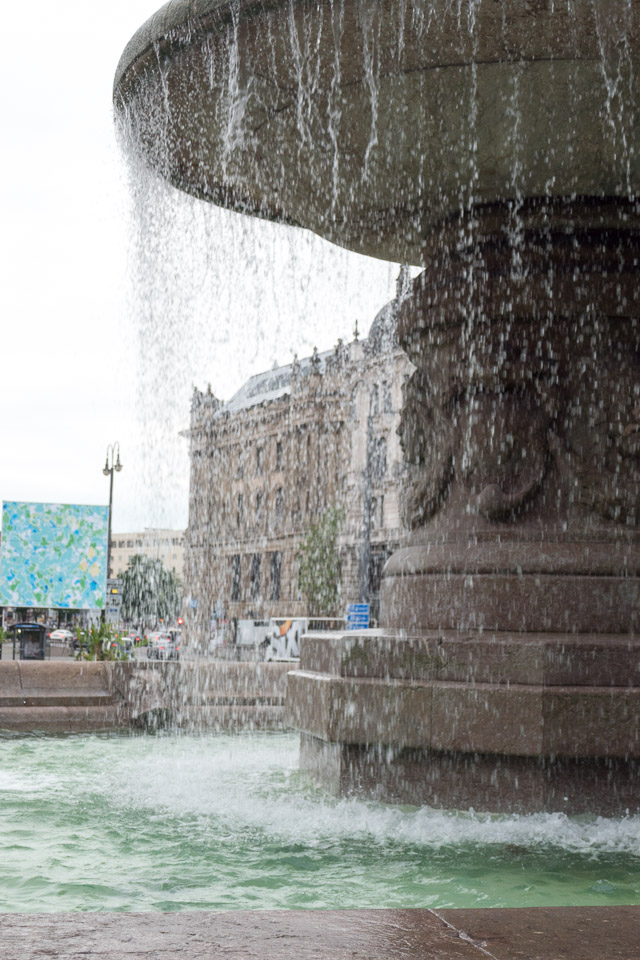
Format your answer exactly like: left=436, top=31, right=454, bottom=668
left=1, top=2, right=399, bottom=534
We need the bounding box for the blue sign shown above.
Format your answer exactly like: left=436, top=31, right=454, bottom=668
left=346, top=603, right=370, bottom=630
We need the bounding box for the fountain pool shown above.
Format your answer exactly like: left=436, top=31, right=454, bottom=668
left=0, top=731, right=638, bottom=913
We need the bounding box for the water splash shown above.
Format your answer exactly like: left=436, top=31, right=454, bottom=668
left=111, top=0, right=640, bottom=819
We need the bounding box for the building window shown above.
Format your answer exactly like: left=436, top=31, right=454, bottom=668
left=372, top=436, right=387, bottom=480
left=256, top=446, right=263, bottom=475
left=370, top=496, right=378, bottom=531
left=250, top=554, right=261, bottom=600
left=237, top=493, right=244, bottom=529
left=126, top=540, right=134, bottom=548
left=383, top=381, right=393, bottom=413
left=270, top=552, right=282, bottom=602
left=370, top=384, right=380, bottom=416
left=293, top=554, right=303, bottom=600
left=256, top=491, right=263, bottom=521
left=276, top=440, right=283, bottom=470
left=275, top=487, right=284, bottom=525
left=236, top=450, right=244, bottom=478
left=231, top=555, right=241, bottom=601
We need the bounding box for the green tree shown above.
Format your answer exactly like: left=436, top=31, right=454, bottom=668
left=121, top=554, right=182, bottom=630
left=298, top=505, right=344, bottom=615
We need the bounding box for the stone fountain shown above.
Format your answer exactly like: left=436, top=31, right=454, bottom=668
left=115, top=0, right=640, bottom=813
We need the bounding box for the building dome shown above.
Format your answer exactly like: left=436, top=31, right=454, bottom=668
left=366, top=266, right=412, bottom=354
left=366, top=301, right=398, bottom=354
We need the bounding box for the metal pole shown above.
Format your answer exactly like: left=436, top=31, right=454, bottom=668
left=358, top=397, right=374, bottom=603
left=107, top=467, right=114, bottom=580
left=102, top=443, right=122, bottom=625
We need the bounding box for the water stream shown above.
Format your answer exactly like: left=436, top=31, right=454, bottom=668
left=101, top=0, right=640, bottom=908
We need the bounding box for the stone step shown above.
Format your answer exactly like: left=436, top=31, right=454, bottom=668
left=0, top=693, right=118, bottom=707
left=15, top=660, right=112, bottom=692
left=170, top=696, right=286, bottom=706
left=132, top=704, right=286, bottom=730
left=0, top=704, right=125, bottom=734
left=0, top=661, right=291, bottom=733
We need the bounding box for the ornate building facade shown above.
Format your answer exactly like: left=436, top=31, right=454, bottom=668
left=183, top=280, right=413, bottom=649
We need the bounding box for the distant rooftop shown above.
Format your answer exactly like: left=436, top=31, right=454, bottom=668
left=216, top=350, right=331, bottom=417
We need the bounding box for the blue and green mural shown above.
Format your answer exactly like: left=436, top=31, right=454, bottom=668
left=0, top=502, right=109, bottom=609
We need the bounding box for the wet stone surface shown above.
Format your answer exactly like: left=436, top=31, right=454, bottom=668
left=2, top=908, right=639, bottom=959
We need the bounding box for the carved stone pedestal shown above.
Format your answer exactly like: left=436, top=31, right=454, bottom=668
left=290, top=199, right=640, bottom=813
left=387, top=198, right=640, bottom=631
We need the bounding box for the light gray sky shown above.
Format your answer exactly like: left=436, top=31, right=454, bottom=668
left=1, top=2, right=399, bottom=533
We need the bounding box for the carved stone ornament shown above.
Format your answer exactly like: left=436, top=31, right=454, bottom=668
left=457, top=389, right=550, bottom=521
left=397, top=199, right=640, bottom=531
left=398, top=368, right=454, bottom=530
left=564, top=348, right=640, bottom=525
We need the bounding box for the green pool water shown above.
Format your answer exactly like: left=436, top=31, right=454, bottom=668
left=0, top=731, right=638, bottom=913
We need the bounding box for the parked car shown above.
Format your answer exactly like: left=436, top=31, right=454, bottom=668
left=124, top=630, right=142, bottom=645
left=146, top=632, right=180, bottom=660
left=48, top=628, right=75, bottom=644
left=166, top=630, right=181, bottom=661
left=146, top=632, right=162, bottom=659
left=102, top=637, right=134, bottom=660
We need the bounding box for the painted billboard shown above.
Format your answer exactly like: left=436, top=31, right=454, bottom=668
left=0, top=501, right=109, bottom=609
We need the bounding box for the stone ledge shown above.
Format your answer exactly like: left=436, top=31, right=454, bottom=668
left=298, top=632, right=640, bottom=687
left=287, top=670, right=640, bottom=758
left=0, top=705, right=123, bottom=734
left=0, top=693, right=116, bottom=707
left=0, top=661, right=291, bottom=733
left=1, top=907, right=639, bottom=959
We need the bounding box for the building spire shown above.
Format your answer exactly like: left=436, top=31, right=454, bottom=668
left=396, top=264, right=412, bottom=304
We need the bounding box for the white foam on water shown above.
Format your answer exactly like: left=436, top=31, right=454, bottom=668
left=1, top=732, right=638, bottom=913
left=99, top=734, right=640, bottom=858
left=0, top=770, right=61, bottom=794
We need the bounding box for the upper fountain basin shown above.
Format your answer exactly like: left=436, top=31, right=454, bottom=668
left=114, top=0, right=640, bottom=264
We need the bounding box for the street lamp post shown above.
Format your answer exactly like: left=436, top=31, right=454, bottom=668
left=102, top=443, right=123, bottom=621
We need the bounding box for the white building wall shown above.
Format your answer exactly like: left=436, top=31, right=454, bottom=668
left=110, top=529, right=184, bottom=579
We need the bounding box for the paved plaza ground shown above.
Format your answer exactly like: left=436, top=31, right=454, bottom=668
left=2, top=907, right=639, bottom=959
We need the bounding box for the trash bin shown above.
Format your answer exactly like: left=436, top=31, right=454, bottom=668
left=14, top=623, right=48, bottom=660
